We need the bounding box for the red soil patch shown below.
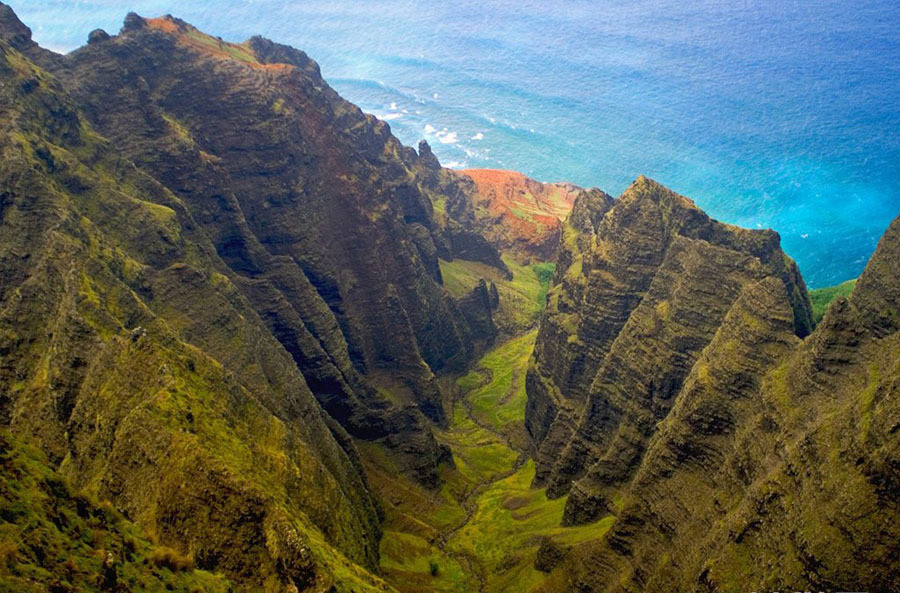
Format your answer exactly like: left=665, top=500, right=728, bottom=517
left=457, top=168, right=580, bottom=258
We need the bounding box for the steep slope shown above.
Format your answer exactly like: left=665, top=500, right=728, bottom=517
left=21, top=10, right=507, bottom=484
left=537, top=214, right=900, bottom=593
left=453, top=169, right=580, bottom=261
left=0, top=432, right=233, bottom=593
left=0, top=24, right=391, bottom=592
left=526, top=176, right=814, bottom=509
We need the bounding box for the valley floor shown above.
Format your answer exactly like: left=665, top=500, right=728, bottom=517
left=361, top=330, right=612, bottom=593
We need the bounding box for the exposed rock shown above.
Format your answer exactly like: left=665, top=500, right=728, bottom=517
left=534, top=537, right=567, bottom=573
left=418, top=139, right=442, bottom=170
left=531, top=206, right=900, bottom=592
left=456, top=278, right=500, bottom=344
left=87, top=28, right=110, bottom=44
left=561, top=482, right=613, bottom=526
left=526, top=176, right=814, bottom=506
left=455, top=168, right=581, bottom=261
left=47, top=12, right=503, bottom=473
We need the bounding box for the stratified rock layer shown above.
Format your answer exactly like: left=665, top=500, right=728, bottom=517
left=0, top=5, right=502, bottom=591
left=38, top=13, right=504, bottom=483
left=529, top=186, right=900, bottom=591
left=0, top=31, right=387, bottom=589
left=526, top=176, right=814, bottom=503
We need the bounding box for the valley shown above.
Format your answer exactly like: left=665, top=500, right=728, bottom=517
left=0, top=4, right=897, bottom=593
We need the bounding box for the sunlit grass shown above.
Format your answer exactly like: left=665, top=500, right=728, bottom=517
left=439, top=256, right=553, bottom=334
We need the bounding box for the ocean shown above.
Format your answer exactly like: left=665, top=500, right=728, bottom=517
left=10, top=0, right=900, bottom=287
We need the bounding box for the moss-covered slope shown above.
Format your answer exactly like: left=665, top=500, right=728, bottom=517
left=527, top=177, right=814, bottom=503
left=27, top=11, right=504, bottom=485
left=0, top=27, right=395, bottom=592
left=528, top=183, right=899, bottom=591
left=0, top=431, right=234, bottom=593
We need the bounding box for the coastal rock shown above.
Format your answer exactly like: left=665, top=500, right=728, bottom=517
left=455, top=168, right=582, bottom=261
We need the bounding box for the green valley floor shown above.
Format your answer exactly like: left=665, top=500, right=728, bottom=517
left=361, top=327, right=613, bottom=593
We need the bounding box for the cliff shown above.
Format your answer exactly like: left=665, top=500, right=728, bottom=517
left=0, top=5, right=502, bottom=590
left=528, top=182, right=899, bottom=591
left=453, top=169, right=580, bottom=261
left=527, top=176, right=814, bottom=501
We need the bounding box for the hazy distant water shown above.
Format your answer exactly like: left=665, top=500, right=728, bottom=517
left=12, top=0, right=900, bottom=287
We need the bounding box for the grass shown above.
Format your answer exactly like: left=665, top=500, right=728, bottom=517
left=809, top=278, right=857, bottom=324
left=439, top=255, right=554, bottom=334
left=463, top=331, right=537, bottom=447
left=379, top=531, right=471, bottom=593
left=446, top=461, right=613, bottom=593
left=363, top=328, right=614, bottom=593
left=0, top=432, right=232, bottom=593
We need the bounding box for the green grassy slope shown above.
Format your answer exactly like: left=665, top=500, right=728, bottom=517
left=440, top=256, right=554, bottom=335
left=364, top=327, right=615, bottom=593
left=0, top=432, right=233, bottom=593
left=809, top=278, right=857, bottom=324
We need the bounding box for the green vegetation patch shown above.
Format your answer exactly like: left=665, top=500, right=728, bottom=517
left=462, top=331, right=537, bottom=444
left=809, top=278, right=857, bottom=324
left=0, top=432, right=232, bottom=593
left=445, top=461, right=613, bottom=593
left=379, top=531, right=471, bottom=593
left=439, top=256, right=554, bottom=334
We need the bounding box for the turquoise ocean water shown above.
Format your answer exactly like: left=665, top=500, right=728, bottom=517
left=10, top=0, right=899, bottom=287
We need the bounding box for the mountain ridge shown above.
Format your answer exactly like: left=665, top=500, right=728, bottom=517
left=0, top=4, right=897, bottom=593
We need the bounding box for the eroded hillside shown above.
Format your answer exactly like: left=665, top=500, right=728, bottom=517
left=0, top=4, right=897, bottom=593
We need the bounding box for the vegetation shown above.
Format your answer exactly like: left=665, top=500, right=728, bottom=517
left=809, top=278, right=857, bottom=323
left=0, top=432, right=232, bottom=593
left=439, top=256, right=554, bottom=334
left=364, top=328, right=615, bottom=593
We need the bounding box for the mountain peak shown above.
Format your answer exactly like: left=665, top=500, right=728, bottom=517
left=0, top=2, right=31, bottom=47
left=852, top=213, right=900, bottom=336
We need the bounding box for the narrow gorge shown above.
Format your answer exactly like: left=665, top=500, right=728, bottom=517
left=0, top=5, right=897, bottom=593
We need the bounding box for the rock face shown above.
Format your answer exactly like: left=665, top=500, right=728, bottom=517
left=529, top=183, right=900, bottom=591
left=0, top=5, right=500, bottom=591
left=28, top=12, right=505, bottom=483
left=526, top=176, right=814, bottom=503
left=453, top=169, right=581, bottom=261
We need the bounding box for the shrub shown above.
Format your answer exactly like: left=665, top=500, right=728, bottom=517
left=429, top=560, right=439, bottom=577
left=149, top=546, right=195, bottom=572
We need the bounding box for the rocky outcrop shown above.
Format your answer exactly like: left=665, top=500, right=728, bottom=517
left=455, top=169, right=581, bottom=261
left=531, top=191, right=899, bottom=591
left=534, top=537, right=568, bottom=573
left=526, top=176, right=814, bottom=503
left=412, top=142, right=513, bottom=277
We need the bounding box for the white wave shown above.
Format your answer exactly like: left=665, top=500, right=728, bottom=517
left=437, top=132, right=458, bottom=144
left=444, top=161, right=467, bottom=169
left=424, top=124, right=436, bottom=134
left=381, top=113, right=402, bottom=120
left=390, top=102, right=398, bottom=110
left=471, top=132, right=484, bottom=141
left=433, top=92, right=439, bottom=99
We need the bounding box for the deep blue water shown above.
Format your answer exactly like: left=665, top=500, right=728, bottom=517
left=11, top=0, right=900, bottom=287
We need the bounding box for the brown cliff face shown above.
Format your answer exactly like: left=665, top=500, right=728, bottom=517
left=526, top=176, right=814, bottom=504
left=536, top=214, right=900, bottom=593
left=37, top=13, right=502, bottom=482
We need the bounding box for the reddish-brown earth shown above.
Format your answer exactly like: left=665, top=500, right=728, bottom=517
left=455, top=169, right=581, bottom=261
